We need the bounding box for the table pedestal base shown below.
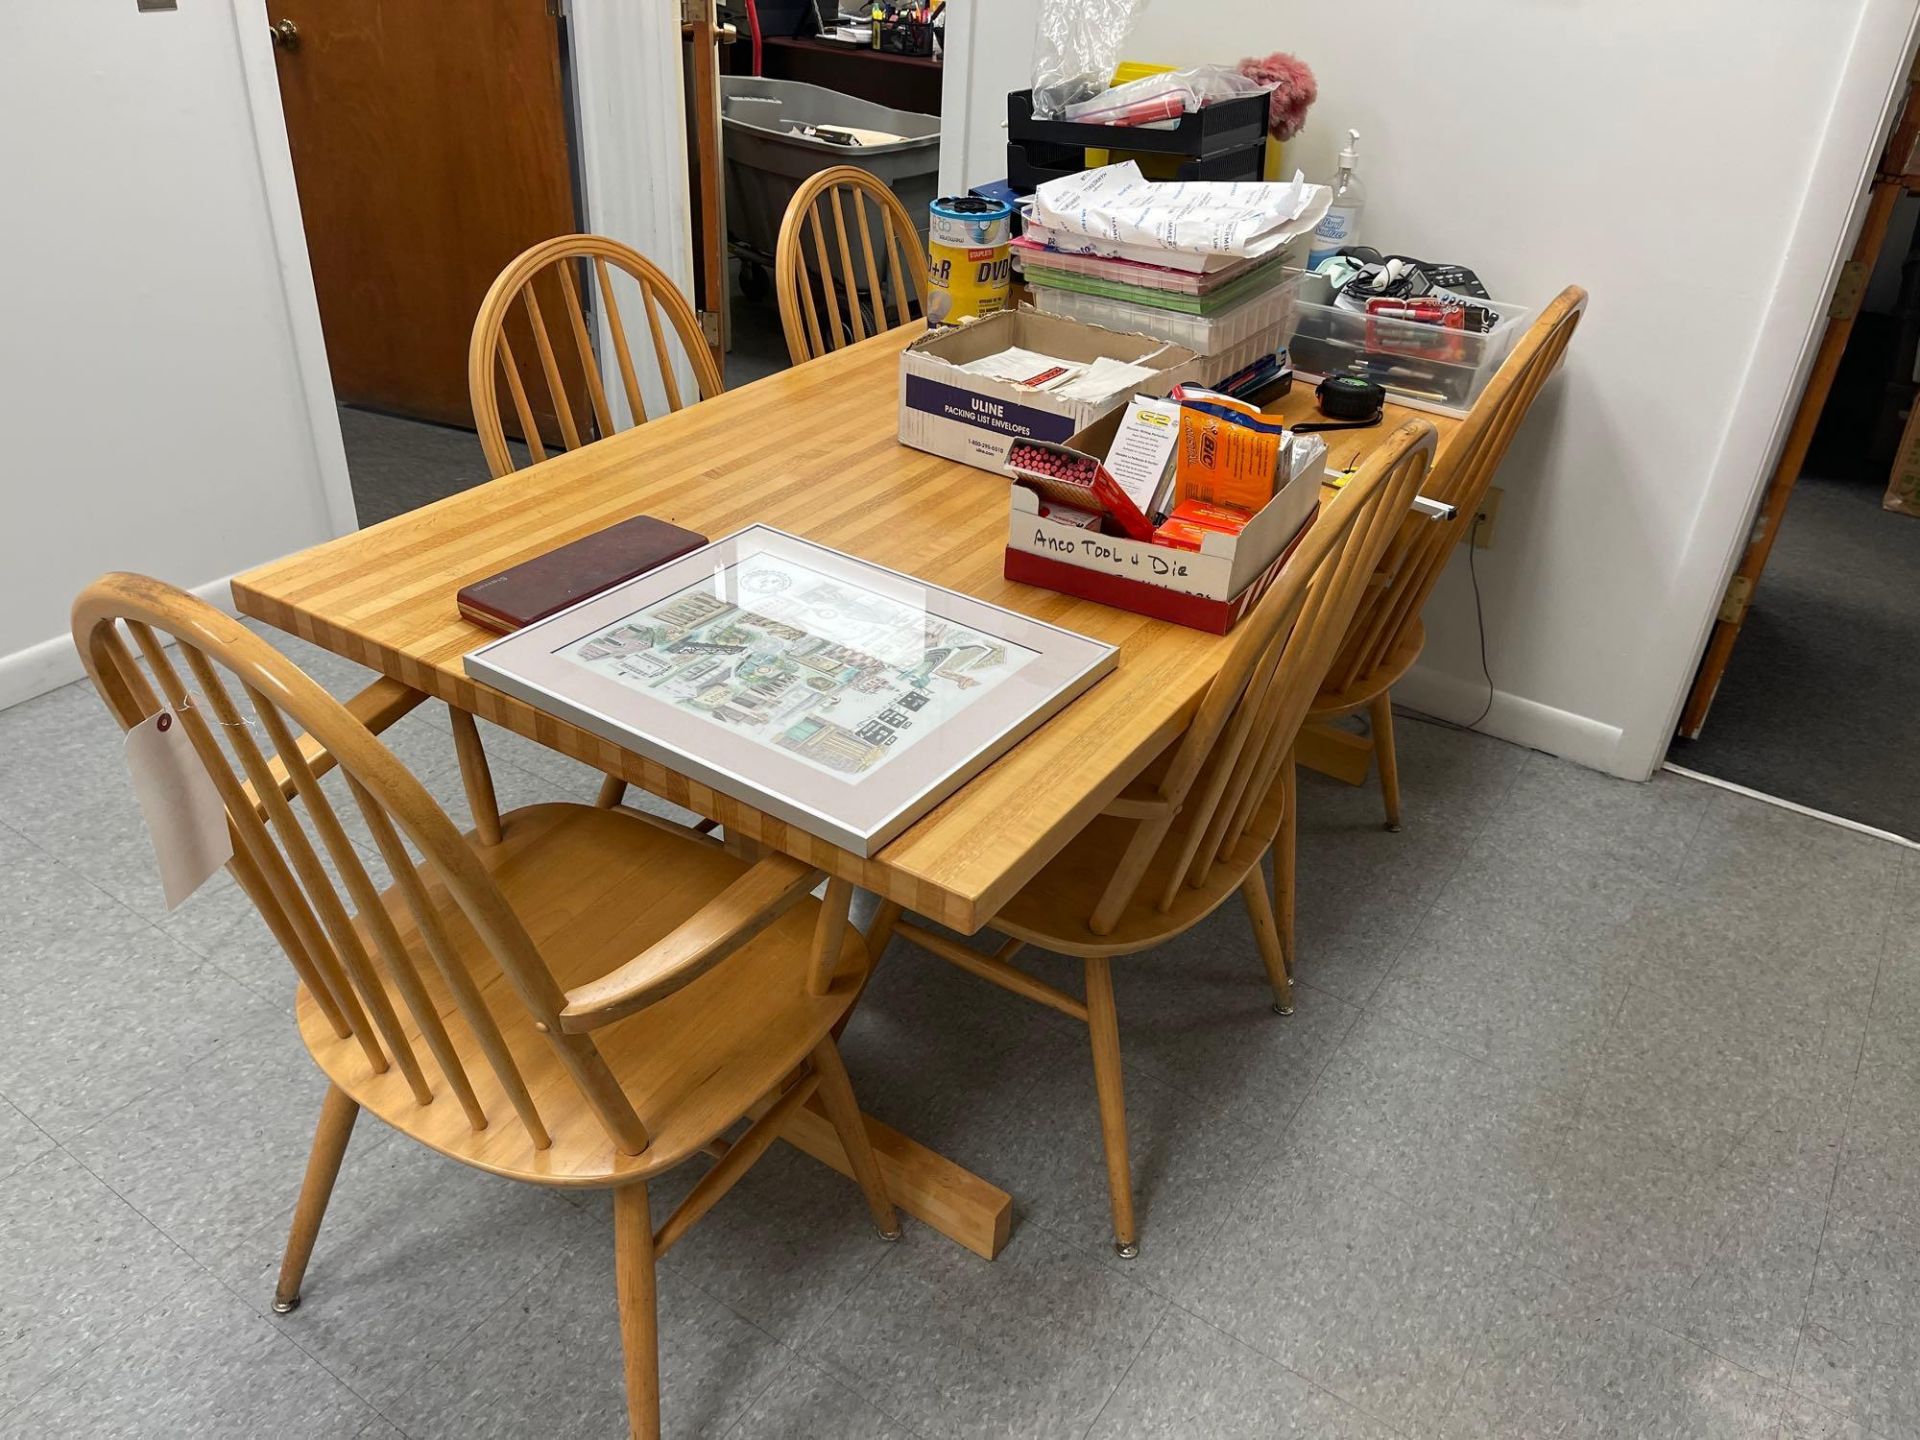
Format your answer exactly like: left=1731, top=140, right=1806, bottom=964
left=1297, top=719, right=1374, bottom=786
left=779, top=1095, right=1011, bottom=1260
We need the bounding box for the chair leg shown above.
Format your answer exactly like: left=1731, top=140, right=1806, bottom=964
left=811, top=1039, right=901, bottom=1240
left=613, top=1184, right=661, bottom=1440
left=1369, top=693, right=1403, bottom=832
left=595, top=774, right=628, bottom=810
left=1241, top=869, right=1294, bottom=1017
left=1277, top=755, right=1297, bottom=982
left=1083, top=956, right=1138, bottom=1258
left=274, top=1083, right=359, bottom=1314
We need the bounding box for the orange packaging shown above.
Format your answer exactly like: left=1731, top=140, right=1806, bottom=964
left=1150, top=518, right=1215, bottom=551
left=1165, top=499, right=1252, bottom=533
left=1152, top=497, right=1253, bottom=552
left=1174, top=392, right=1288, bottom=513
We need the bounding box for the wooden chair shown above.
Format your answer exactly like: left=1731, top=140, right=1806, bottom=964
left=468, top=233, right=724, bottom=481
left=775, top=165, right=929, bottom=365
left=71, top=574, right=897, bottom=1440
left=870, top=421, right=1436, bottom=1256
left=468, top=233, right=726, bottom=813
left=1302, top=287, right=1588, bottom=829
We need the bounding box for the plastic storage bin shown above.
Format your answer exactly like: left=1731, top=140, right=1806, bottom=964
left=1005, top=87, right=1269, bottom=201
left=1007, top=140, right=1264, bottom=195
left=1285, top=272, right=1532, bottom=415
left=1005, top=88, right=1269, bottom=158
left=1029, top=269, right=1305, bottom=388
left=720, top=77, right=940, bottom=267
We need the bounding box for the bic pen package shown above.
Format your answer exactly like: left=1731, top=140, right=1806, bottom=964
left=1172, top=389, right=1292, bottom=515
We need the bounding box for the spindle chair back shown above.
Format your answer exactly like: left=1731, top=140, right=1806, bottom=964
left=775, top=165, right=929, bottom=364
left=76, top=574, right=646, bottom=1154
left=877, top=421, right=1436, bottom=1257
left=1079, top=418, right=1434, bottom=932
left=1306, top=287, right=1586, bottom=827
left=70, top=573, right=897, bottom=1438
left=469, top=234, right=724, bottom=480
left=1324, top=287, right=1586, bottom=699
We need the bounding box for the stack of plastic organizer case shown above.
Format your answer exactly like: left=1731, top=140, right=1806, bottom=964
left=1018, top=241, right=1305, bottom=391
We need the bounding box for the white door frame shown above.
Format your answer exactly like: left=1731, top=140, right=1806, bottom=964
left=228, top=0, right=358, bottom=539
left=569, top=0, right=700, bottom=423
left=230, top=0, right=697, bottom=472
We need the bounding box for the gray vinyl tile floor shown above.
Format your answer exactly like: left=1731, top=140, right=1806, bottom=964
left=3, top=640, right=1917, bottom=1438
left=1667, top=470, right=1920, bottom=841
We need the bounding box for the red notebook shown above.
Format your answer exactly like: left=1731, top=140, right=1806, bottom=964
left=456, top=516, right=708, bottom=634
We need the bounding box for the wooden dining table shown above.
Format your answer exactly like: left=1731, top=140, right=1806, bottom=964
left=234, top=324, right=1457, bottom=1259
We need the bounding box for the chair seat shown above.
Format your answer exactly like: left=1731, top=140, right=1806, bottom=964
left=1309, top=620, right=1425, bottom=719
left=990, top=779, right=1287, bottom=959
left=297, top=803, right=861, bottom=1187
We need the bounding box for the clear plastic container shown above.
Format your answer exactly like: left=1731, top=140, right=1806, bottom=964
left=1029, top=268, right=1304, bottom=362
left=1285, top=272, right=1532, bottom=415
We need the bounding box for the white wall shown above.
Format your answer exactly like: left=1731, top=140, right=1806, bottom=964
left=938, top=0, right=1038, bottom=196
left=0, top=0, right=353, bottom=708
left=945, top=0, right=1917, bottom=778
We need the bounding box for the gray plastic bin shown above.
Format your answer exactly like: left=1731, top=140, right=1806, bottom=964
left=721, top=76, right=940, bottom=273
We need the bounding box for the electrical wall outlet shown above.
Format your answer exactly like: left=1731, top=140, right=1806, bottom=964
left=1472, top=486, right=1504, bottom=549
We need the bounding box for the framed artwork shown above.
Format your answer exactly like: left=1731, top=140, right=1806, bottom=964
left=463, top=525, right=1118, bottom=855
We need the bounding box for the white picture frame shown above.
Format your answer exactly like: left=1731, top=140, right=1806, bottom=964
left=463, top=525, right=1118, bottom=856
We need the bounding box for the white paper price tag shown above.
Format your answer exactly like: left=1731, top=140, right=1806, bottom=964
left=123, top=708, right=233, bottom=910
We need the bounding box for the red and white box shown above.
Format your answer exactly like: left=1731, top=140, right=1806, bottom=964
left=1004, top=436, right=1321, bottom=634
left=1003, top=439, right=1159, bottom=541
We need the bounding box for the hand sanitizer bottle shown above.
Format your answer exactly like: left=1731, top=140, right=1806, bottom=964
left=1308, top=130, right=1367, bottom=269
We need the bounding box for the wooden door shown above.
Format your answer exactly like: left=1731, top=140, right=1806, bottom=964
left=268, top=0, right=579, bottom=432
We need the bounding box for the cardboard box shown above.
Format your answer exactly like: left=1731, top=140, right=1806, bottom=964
left=1004, top=398, right=1323, bottom=632
left=1004, top=502, right=1317, bottom=634
left=898, top=311, right=1200, bottom=473
left=1004, top=439, right=1159, bottom=541
left=1006, top=402, right=1316, bottom=587
left=1007, top=460, right=1317, bottom=605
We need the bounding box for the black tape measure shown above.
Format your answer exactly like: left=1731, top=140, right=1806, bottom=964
left=1296, top=375, right=1386, bottom=433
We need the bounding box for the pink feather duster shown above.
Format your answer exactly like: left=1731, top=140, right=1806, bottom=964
left=1237, top=52, right=1317, bottom=142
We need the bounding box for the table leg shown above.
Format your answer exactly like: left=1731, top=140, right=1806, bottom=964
left=721, top=830, right=766, bottom=862
left=447, top=706, right=503, bottom=845
left=778, top=1098, right=1012, bottom=1260
left=792, top=888, right=1011, bottom=1258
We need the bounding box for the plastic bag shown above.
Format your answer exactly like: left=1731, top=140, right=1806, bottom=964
left=1062, top=64, right=1269, bottom=127
left=1030, top=0, right=1151, bottom=120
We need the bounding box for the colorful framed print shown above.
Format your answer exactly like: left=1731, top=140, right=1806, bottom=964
left=463, top=525, right=1118, bottom=855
